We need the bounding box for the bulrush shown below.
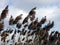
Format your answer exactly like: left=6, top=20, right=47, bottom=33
left=22, top=16, right=28, bottom=24
left=34, top=18, right=38, bottom=25
left=16, top=22, right=21, bottom=29
left=13, top=14, right=23, bottom=24
left=40, top=16, right=46, bottom=24
left=28, top=18, right=38, bottom=30
left=29, top=7, right=36, bottom=15
left=0, top=5, right=8, bottom=20
left=11, top=30, right=16, bottom=40
left=1, top=31, right=9, bottom=44
left=0, top=21, right=4, bottom=31
left=9, top=15, right=14, bottom=25
left=28, top=7, right=36, bottom=21
left=20, top=28, right=25, bottom=35
left=43, top=21, right=54, bottom=31
left=28, top=21, right=34, bottom=30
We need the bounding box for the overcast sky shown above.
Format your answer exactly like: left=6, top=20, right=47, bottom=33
left=0, top=0, right=60, bottom=32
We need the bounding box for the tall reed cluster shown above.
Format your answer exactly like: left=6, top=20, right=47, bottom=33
left=0, top=6, right=60, bottom=45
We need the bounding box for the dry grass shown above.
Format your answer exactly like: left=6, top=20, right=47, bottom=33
left=0, top=6, right=60, bottom=45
